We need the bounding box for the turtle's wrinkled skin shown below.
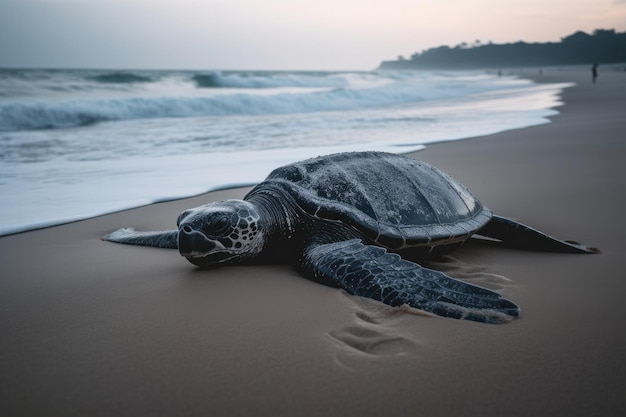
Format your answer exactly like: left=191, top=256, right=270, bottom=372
left=104, top=152, right=597, bottom=324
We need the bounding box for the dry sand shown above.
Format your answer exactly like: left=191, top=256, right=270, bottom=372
left=1, top=67, right=625, bottom=416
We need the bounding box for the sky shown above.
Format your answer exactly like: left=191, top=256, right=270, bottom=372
left=1, top=0, right=625, bottom=70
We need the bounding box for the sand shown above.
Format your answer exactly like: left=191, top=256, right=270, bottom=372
left=1, top=67, right=625, bottom=416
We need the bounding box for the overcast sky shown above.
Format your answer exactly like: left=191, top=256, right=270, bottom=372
left=1, top=0, right=625, bottom=70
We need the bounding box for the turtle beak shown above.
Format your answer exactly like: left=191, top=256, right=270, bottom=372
left=178, top=225, right=234, bottom=267
left=178, top=225, right=217, bottom=256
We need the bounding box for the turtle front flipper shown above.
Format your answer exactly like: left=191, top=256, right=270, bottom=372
left=102, top=228, right=178, bottom=249
left=301, top=239, right=520, bottom=324
left=478, top=215, right=598, bottom=254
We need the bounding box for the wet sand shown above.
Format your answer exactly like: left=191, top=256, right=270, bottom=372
left=1, top=67, right=625, bottom=416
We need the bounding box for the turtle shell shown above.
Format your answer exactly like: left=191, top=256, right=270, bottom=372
left=249, top=151, right=492, bottom=250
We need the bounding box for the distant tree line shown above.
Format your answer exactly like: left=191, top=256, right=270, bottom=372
left=379, top=29, right=626, bottom=70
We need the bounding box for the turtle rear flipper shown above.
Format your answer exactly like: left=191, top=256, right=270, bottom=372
left=102, top=228, right=179, bottom=249
left=478, top=215, right=598, bottom=254
left=301, top=239, right=520, bottom=324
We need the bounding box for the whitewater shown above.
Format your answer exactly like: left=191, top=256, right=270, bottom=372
left=0, top=68, right=571, bottom=235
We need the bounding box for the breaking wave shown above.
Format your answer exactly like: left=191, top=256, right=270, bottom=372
left=0, top=91, right=393, bottom=131
left=0, top=71, right=526, bottom=131
left=90, top=72, right=155, bottom=84
left=192, top=70, right=351, bottom=89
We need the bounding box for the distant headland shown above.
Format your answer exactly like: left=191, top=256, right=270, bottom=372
left=379, top=29, right=626, bottom=70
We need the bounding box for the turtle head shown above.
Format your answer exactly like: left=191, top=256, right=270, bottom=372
left=176, top=200, right=264, bottom=267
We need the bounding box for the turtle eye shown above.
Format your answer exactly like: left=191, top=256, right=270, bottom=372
left=204, top=215, right=231, bottom=237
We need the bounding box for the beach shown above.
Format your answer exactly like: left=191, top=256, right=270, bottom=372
left=1, top=66, right=625, bottom=416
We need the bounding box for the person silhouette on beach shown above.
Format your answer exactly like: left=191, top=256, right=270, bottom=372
left=592, top=63, right=598, bottom=83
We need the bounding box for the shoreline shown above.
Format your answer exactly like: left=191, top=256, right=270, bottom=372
left=0, top=69, right=567, bottom=238
left=1, top=67, right=625, bottom=416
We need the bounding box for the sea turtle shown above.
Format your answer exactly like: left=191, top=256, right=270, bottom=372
left=103, top=152, right=596, bottom=323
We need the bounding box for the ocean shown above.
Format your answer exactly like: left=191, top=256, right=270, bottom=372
left=0, top=68, right=570, bottom=235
